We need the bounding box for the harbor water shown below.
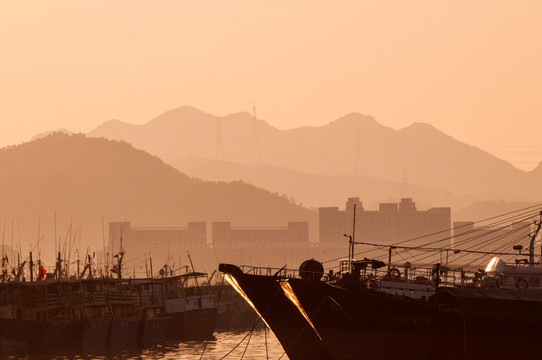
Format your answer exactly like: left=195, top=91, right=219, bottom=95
left=0, top=329, right=289, bottom=360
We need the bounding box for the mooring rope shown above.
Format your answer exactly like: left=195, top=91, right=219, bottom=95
left=219, top=278, right=282, bottom=359
left=218, top=330, right=253, bottom=360
left=199, top=277, right=225, bottom=360
left=277, top=295, right=329, bottom=360
left=239, top=322, right=256, bottom=359
left=264, top=326, right=269, bottom=360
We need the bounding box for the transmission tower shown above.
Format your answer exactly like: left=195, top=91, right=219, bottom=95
left=355, top=128, right=363, bottom=176
left=216, top=117, right=224, bottom=161
left=249, top=106, right=261, bottom=163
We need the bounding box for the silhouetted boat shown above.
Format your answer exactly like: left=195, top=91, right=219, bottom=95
left=0, top=249, right=218, bottom=347
left=220, top=209, right=542, bottom=360
left=135, top=278, right=169, bottom=345
left=162, top=273, right=217, bottom=340
left=213, top=283, right=263, bottom=330
left=75, top=279, right=112, bottom=345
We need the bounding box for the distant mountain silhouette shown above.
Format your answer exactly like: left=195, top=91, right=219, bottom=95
left=0, top=134, right=316, bottom=261
left=31, top=129, right=73, bottom=141
left=88, top=107, right=542, bottom=204
left=171, top=156, right=531, bottom=215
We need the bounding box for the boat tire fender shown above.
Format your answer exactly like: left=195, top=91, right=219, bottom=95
left=387, top=267, right=401, bottom=279
left=515, top=277, right=528, bottom=290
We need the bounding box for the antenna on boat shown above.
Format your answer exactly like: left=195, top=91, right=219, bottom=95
left=29, top=251, right=34, bottom=282
left=102, top=215, right=108, bottom=277
left=10, top=219, right=13, bottom=279
left=343, top=203, right=357, bottom=273
left=35, top=218, right=39, bottom=281
left=111, top=221, right=127, bottom=279
left=529, top=211, right=542, bottom=266
left=54, top=250, right=62, bottom=280
left=387, top=246, right=397, bottom=272
left=187, top=251, right=200, bottom=288
left=145, top=255, right=149, bottom=278
left=1, top=221, right=6, bottom=283
left=351, top=204, right=356, bottom=267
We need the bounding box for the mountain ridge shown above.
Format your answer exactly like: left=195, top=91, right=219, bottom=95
left=82, top=106, right=542, bottom=206
left=0, top=133, right=317, bottom=262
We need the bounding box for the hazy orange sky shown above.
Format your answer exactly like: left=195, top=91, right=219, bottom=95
left=1, top=1, right=541, bottom=170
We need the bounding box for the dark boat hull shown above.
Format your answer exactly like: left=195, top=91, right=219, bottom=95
left=219, top=264, right=332, bottom=360
left=79, top=318, right=112, bottom=345
left=288, top=277, right=446, bottom=360
left=0, top=318, right=31, bottom=347
left=109, top=318, right=140, bottom=344
left=30, top=319, right=80, bottom=347
left=221, top=263, right=542, bottom=360
left=138, top=317, right=169, bottom=345
left=289, top=278, right=542, bottom=360
left=166, top=308, right=217, bottom=340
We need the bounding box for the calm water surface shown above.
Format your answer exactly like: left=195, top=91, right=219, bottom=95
left=0, top=330, right=289, bottom=360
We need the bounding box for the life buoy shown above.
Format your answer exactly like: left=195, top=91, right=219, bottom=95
left=515, top=277, right=528, bottom=290
left=299, top=259, right=324, bottom=282
left=387, top=267, right=401, bottom=279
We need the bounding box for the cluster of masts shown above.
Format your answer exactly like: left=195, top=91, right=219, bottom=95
left=0, top=246, right=184, bottom=284
left=0, top=249, right=112, bottom=283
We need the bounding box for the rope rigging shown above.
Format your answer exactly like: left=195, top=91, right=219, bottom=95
left=323, top=205, right=542, bottom=272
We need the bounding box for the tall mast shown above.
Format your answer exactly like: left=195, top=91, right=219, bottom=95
left=350, top=204, right=357, bottom=269
left=529, top=211, right=542, bottom=266
left=2, top=221, right=6, bottom=282
left=187, top=251, right=200, bottom=288
left=29, top=251, right=34, bottom=282
left=115, top=249, right=124, bottom=280
left=55, top=251, right=62, bottom=279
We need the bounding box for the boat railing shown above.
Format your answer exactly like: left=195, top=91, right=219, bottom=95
left=83, top=291, right=108, bottom=304
left=50, top=313, right=78, bottom=322
left=45, top=292, right=84, bottom=306
left=140, top=293, right=164, bottom=305
left=23, top=294, right=43, bottom=307
left=240, top=265, right=299, bottom=278
left=357, top=263, right=482, bottom=289
left=109, top=292, right=140, bottom=303
left=237, top=262, right=483, bottom=289
left=21, top=292, right=85, bottom=307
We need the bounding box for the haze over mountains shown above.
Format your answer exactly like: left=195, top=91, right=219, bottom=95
left=4, top=106, right=540, bottom=267
left=0, top=134, right=316, bottom=266
left=89, top=106, right=542, bottom=210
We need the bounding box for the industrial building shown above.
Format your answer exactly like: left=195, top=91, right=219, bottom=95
left=319, top=197, right=451, bottom=246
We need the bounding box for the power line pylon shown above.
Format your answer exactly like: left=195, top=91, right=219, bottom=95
left=355, top=128, right=363, bottom=176
left=216, top=117, right=224, bottom=161
left=249, top=106, right=261, bottom=163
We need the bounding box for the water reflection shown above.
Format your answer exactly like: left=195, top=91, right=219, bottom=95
left=0, top=330, right=289, bottom=360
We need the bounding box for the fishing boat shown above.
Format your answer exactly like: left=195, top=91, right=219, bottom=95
left=161, top=272, right=217, bottom=340
left=0, top=282, right=33, bottom=347
left=73, top=278, right=112, bottom=345
left=220, top=207, right=542, bottom=360
left=0, top=253, right=112, bottom=347
left=135, top=277, right=169, bottom=345
left=0, top=246, right=218, bottom=347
